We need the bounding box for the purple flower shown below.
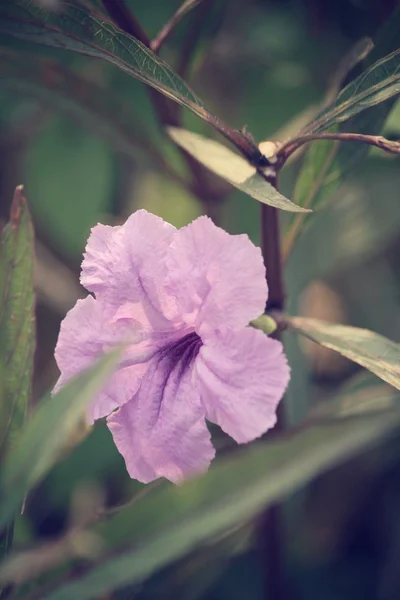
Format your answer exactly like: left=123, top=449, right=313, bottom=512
left=54, top=211, right=290, bottom=483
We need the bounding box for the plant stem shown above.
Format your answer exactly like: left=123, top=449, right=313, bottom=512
left=262, top=205, right=285, bottom=311
left=260, top=172, right=285, bottom=312
left=151, top=0, right=207, bottom=54
left=277, top=131, right=400, bottom=162
left=259, top=173, right=287, bottom=600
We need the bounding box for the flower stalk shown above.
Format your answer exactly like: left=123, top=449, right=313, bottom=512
left=259, top=172, right=288, bottom=600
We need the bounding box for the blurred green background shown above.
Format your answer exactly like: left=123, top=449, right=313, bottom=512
left=1, top=0, right=400, bottom=598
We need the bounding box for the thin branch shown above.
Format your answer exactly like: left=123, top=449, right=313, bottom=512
left=277, top=132, right=400, bottom=162
left=151, top=0, right=206, bottom=54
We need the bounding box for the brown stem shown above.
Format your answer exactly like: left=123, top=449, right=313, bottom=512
left=278, top=131, right=400, bottom=162
left=151, top=0, right=207, bottom=54
left=262, top=205, right=285, bottom=311
left=259, top=174, right=287, bottom=600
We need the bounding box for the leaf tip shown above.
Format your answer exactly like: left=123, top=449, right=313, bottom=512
left=10, top=185, right=28, bottom=223
left=293, top=205, right=313, bottom=214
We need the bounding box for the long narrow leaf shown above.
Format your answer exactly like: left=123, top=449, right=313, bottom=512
left=38, top=407, right=400, bottom=600
left=0, top=1, right=200, bottom=108
left=307, top=49, right=400, bottom=134
left=0, top=349, right=121, bottom=530
left=0, top=0, right=230, bottom=136
left=0, top=186, right=35, bottom=452
left=284, top=8, right=400, bottom=254
left=0, top=187, right=35, bottom=581
left=286, top=317, right=400, bottom=391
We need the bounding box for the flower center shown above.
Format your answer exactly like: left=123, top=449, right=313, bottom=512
left=157, top=331, right=202, bottom=379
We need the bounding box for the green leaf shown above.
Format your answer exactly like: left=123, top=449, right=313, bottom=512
left=306, top=48, right=400, bottom=134
left=0, top=49, right=160, bottom=165
left=0, top=186, right=35, bottom=452
left=313, top=371, right=399, bottom=420
left=0, top=1, right=284, bottom=191
left=38, top=407, right=400, bottom=600
left=0, top=0, right=209, bottom=124
left=0, top=349, right=121, bottom=531
left=0, top=187, right=35, bottom=578
left=286, top=317, right=400, bottom=391
left=284, top=9, right=400, bottom=254
left=168, top=128, right=309, bottom=212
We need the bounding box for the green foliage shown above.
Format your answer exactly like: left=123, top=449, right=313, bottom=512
left=287, top=317, right=400, bottom=391
left=1, top=1, right=400, bottom=598
left=0, top=187, right=34, bottom=588
left=0, top=0, right=203, bottom=116
left=0, top=187, right=35, bottom=452
left=306, top=48, right=400, bottom=133
left=312, top=371, right=399, bottom=419
left=22, top=403, right=400, bottom=600
left=0, top=350, right=121, bottom=531
left=168, top=127, right=308, bottom=211
left=0, top=0, right=244, bottom=159
left=285, top=7, right=400, bottom=252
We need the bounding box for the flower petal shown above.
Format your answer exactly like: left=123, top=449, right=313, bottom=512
left=80, top=210, right=177, bottom=325
left=165, top=216, right=267, bottom=330
left=195, top=326, right=290, bottom=443
left=107, top=354, right=215, bottom=484
left=54, top=296, right=146, bottom=423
